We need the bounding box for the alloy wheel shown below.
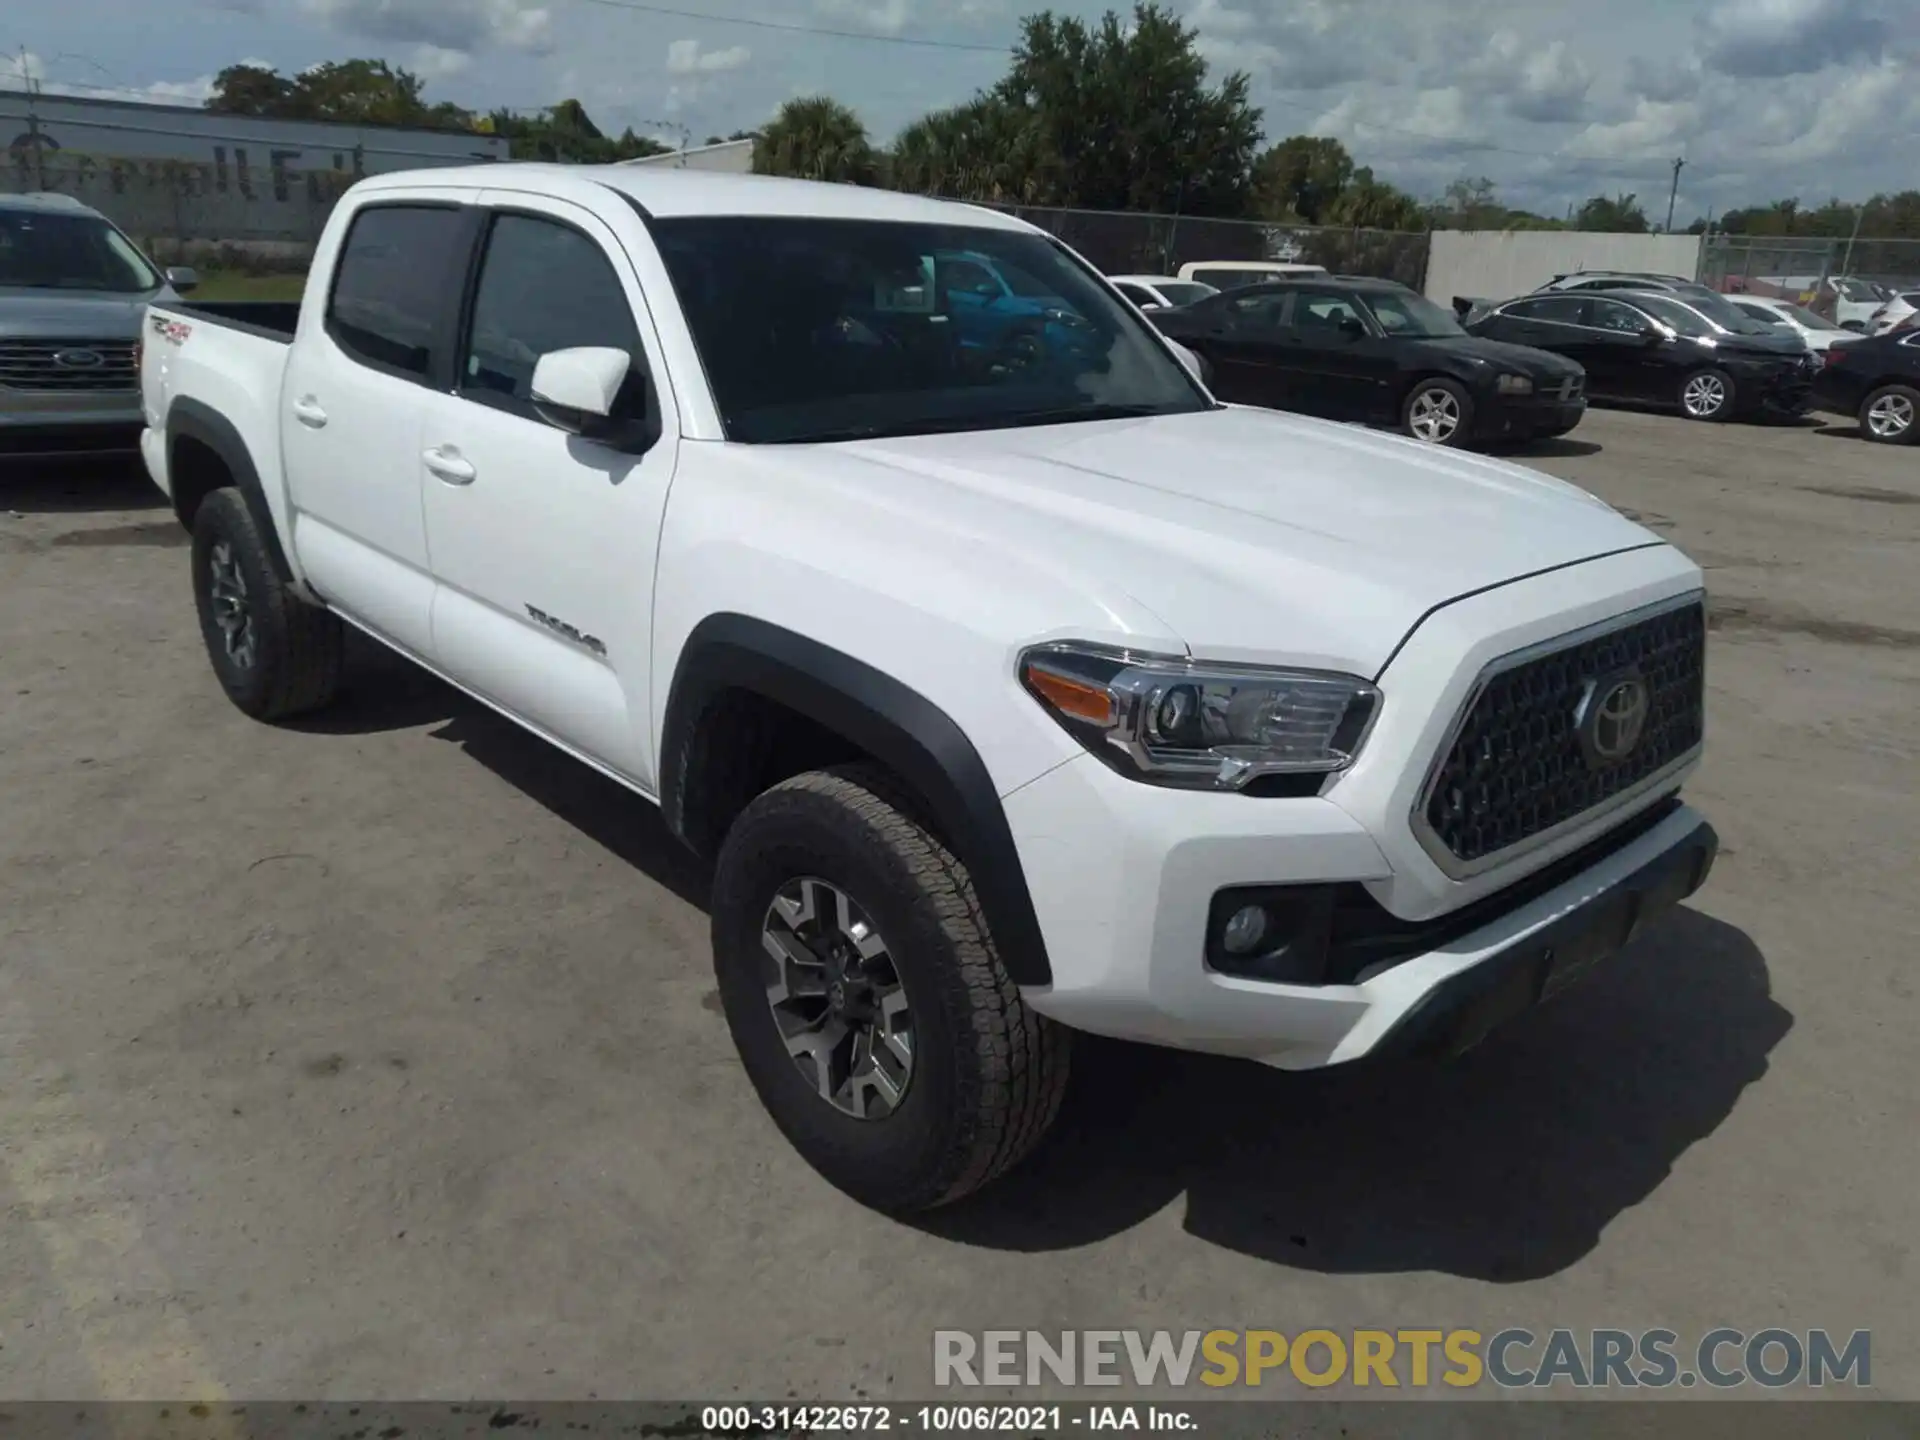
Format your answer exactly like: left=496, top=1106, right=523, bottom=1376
left=1407, top=386, right=1462, bottom=443
left=1866, top=391, right=1915, bottom=440
left=761, top=876, right=913, bottom=1120
left=207, top=540, right=257, bottom=669
left=1682, top=373, right=1727, bottom=418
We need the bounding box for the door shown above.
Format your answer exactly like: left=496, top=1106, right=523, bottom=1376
left=1276, top=287, right=1395, bottom=421
left=1585, top=297, right=1670, bottom=401
left=282, top=200, right=472, bottom=657
left=1189, top=290, right=1291, bottom=406
left=419, top=199, right=681, bottom=788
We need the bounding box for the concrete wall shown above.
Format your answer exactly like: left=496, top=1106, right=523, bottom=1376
left=1424, top=230, right=1704, bottom=304
left=1, top=88, right=507, bottom=244
left=622, top=138, right=755, bottom=174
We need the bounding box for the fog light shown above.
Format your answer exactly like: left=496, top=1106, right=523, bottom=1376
left=1221, top=904, right=1269, bottom=956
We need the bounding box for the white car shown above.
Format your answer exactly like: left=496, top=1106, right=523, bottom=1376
left=139, top=163, right=1717, bottom=1213
left=1729, top=296, right=1862, bottom=351
left=1106, top=274, right=1219, bottom=310
left=1177, top=259, right=1330, bottom=290
left=1867, top=290, right=1920, bottom=336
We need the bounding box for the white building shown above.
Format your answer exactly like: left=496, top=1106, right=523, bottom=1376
left=622, top=137, right=755, bottom=175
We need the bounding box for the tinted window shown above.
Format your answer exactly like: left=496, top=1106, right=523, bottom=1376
left=461, top=214, right=641, bottom=417
left=1155, top=282, right=1216, bottom=306
left=1631, top=295, right=1717, bottom=338
left=1736, top=301, right=1785, bottom=325
left=1228, top=291, right=1288, bottom=328
left=650, top=215, right=1207, bottom=444
left=1506, top=296, right=1585, bottom=324
left=1363, top=289, right=1464, bottom=338
left=938, top=256, right=1002, bottom=298
left=1189, top=268, right=1261, bottom=290
left=1286, top=289, right=1364, bottom=336
left=1591, top=298, right=1656, bottom=334
left=1113, top=282, right=1158, bottom=307
left=328, top=205, right=465, bottom=378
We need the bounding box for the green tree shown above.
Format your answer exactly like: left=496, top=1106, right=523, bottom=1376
left=1575, top=192, right=1650, bottom=232
left=1324, top=168, right=1425, bottom=230
left=486, top=99, right=668, bottom=162
left=754, top=96, right=879, bottom=184
left=889, top=98, right=1047, bottom=202
left=207, top=59, right=470, bottom=129
left=1251, top=136, right=1354, bottom=224
left=1427, top=176, right=1563, bottom=231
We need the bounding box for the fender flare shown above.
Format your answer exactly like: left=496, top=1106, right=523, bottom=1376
left=660, top=614, right=1054, bottom=988
left=166, top=397, right=296, bottom=585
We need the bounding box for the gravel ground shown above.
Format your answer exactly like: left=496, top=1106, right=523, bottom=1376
left=1, top=405, right=1915, bottom=1405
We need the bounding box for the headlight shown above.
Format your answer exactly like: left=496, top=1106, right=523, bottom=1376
left=1495, top=373, right=1533, bottom=395
left=1019, top=643, right=1380, bottom=791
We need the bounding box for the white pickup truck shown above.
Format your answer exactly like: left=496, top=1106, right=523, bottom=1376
left=140, top=163, right=1718, bottom=1212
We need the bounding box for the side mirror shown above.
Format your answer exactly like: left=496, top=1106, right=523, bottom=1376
left=1641, top=327, right=1667, bottom=345
left=1336, top=315, right=1366, bottom=341
left=531, top=345, right=655, bottom=451
left=165, top=266, right=200, bottom=293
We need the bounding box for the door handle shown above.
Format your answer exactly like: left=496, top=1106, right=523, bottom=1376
left=292, top=396, right=328, bottom=428
left=423, top=446, right=476, bottom=485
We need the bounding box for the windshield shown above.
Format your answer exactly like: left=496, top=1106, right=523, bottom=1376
left=1154, top=281, right=1217, bottom=307
left=1361, top=288, right=1465, bottom=339
left=0, top=209, right=159, bottom=293
left=1835, top=278, right=1887, bottom=302
left=1663, top=287, right=1776, bottom=335
left=650, top=216, right=1210, bottom=444
left=1779, top=302, right=1845, bottom=331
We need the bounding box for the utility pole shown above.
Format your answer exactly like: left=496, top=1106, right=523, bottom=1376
left=18, top=47, right=46, bottom=191
left=1840, top=201, right=1866, bottom=279
left=1665, top=156, right=1685, bottom=233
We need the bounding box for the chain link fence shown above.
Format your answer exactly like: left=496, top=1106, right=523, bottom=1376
left=966, top=203, right=1433, bottom=288
left=1700, top=233, right=1920, bottom=312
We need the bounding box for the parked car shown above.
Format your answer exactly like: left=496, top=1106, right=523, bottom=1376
left=1728, top=296, right=1862, bottom=351
left=0, top=191, right=200, bottom=460
left=140, top=163, right=1716, bottom=1213
left=1106, top=274, right=1219, bottom=310
left=1866, top=290, right=1920, bottom=336
left=1469, top=289, right=1816, bottom=422
left=1536, top=270, right=1700, bottom=296
left=1150, top=276, right=1585, bottom=447
left=925, top=248, right=1106, bottom=375
left=1812, top=329, right=1920, bottom=445
left=1177, top=260, right=1329, bottom=290
left=1813, top=275, right=1892, bottom=332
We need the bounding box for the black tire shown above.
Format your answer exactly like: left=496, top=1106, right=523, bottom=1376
left=1400, top=377, right=1474, bottom=447
left=710, top=764, right=1070, bottom=1212
left=1859, top=383, right=1920, bottom=446
left=1678, top=366, right=1736, bottom=421
left=190, top=488, right=343, bottom=720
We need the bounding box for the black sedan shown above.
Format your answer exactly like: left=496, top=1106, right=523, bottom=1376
left=1811, top=329, right=1920, bottom=445
left=1468, top=289, right=1818, bottom=422
left=1149, top=278, right=1586, bottom=448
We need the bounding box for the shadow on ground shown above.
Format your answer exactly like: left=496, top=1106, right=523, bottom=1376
left=1499, top=436, right=1604, bottom=459
left=281, top=637, right=1790, bottom=1282
left=0, top=459, right=164, bottom=514
left=916, top=906, right=1788, bottom=1282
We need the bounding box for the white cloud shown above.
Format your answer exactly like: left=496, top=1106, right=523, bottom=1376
left=412, top=44, right=473, bottom=79
left=2, top=49, right=234, bottom=105
left=298, top=0, right=553, bottom=56
left=666, top=40, right=752, bottom=76
left=1698, top=0, right=1901, bottom=77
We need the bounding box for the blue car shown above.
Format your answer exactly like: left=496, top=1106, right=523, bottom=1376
left=932, top=249, right=1103, bottom=373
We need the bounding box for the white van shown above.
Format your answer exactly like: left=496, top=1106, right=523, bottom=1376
left=1177, top=260, right=1329, bottom=290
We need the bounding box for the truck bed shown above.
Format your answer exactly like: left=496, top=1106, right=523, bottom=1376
left=172, top=300, right=301, bottom=343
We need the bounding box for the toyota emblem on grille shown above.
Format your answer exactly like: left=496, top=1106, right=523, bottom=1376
left=1576, top=671, right=1650, bottom=769
left=54, top=349, right=105, bottom=370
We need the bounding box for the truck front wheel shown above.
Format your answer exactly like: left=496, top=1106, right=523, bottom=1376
left=709, top=765, right=1070, bottom=1212
left=190, top=488, right=343, bottom=720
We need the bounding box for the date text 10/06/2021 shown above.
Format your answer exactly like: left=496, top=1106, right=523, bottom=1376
left=701, top=1406, right=1195, bottom=1432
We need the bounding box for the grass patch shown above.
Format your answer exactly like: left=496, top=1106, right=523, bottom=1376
left=188, top=271, right=306, bottom=302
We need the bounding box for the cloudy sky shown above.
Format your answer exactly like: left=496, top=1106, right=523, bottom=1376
left=6, top=0, right=1916, bottom=219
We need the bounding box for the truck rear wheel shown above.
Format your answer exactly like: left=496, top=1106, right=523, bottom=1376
left=190, top=488, right=343, bottom=720
left=709, top=765, right=1069, bottom=1212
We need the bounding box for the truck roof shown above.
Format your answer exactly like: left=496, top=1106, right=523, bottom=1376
left=357, top=162, right=1038, bottom=232
left=0, top=191, right=98, bottom=215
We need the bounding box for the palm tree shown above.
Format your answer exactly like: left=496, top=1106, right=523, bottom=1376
left=753, top=97, right=878, bottom=186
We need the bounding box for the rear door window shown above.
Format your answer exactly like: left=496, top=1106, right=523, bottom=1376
left=326, top=204, right=466, bottom=380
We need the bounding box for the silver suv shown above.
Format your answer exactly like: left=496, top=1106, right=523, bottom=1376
left=1, top=192, right=197, bottom=460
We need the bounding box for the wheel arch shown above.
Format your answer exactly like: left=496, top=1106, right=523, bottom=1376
left=660, top=614, right=1054, bottom=988
left=165, top=398, right=295, bottom=585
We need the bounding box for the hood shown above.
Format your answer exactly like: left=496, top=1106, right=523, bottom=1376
left=811, top=405, right=1664, bottom=676
left=0, top=286, right=159, bottom=340
left=1414, top=332, right=1583, bottom=378
left=1712, top=327, right=1806, bottom=357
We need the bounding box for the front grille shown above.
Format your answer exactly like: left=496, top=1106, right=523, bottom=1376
left=0, top=339, right=138, bottom=393
left=1418, top=598, right=1706, bottom=871
left=1556, top=375, right=1584, bottom=400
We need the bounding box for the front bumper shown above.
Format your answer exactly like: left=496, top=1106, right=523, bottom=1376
left=1002, top=546, right=1713, bottom=1070
left=1731, top=360, right=1815, bottom=416
left=1, top=395, right=144, bottom=458
left=1477, top=393, right=1586, bottom=438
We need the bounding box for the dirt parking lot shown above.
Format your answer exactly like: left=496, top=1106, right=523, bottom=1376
left=2, top=406, right=1916, bottom=1405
